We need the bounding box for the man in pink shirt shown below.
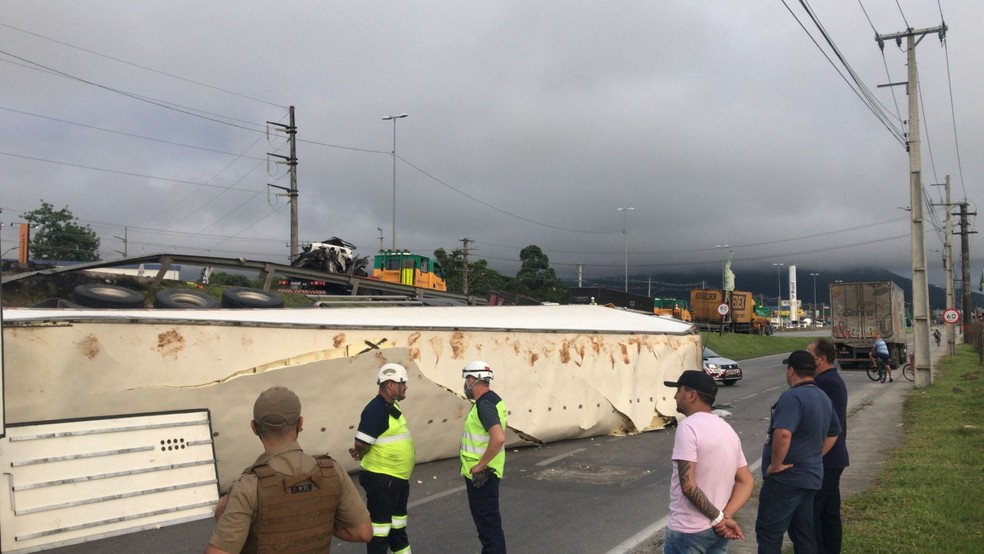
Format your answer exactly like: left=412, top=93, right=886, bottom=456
left=663, top=370, right=754, bottom=553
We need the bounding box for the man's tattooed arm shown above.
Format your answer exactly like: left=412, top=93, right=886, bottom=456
left=676, top=460, right=720, bottom=520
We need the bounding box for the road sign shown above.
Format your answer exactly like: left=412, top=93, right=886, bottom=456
left=942, top=308, right=961, bottom=324
left=717, top=303, right=730, bottom=316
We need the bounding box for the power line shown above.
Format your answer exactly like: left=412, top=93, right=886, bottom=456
left=397, top=154, right=619, bottom=235
left=894, top=0, right=910, bottom=29
left=941, top=31, right=968, bottom=201
left=0, top=48, right=270, bottom=133
left=0, top=150, right=261, bottom=193
left=0, top=105, right=268, bottom=161
left=0, top=22, right=286, bottom=109
left=790, top=0, right=906, bottom=145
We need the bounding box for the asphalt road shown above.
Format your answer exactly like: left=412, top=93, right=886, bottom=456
left=49, top=345, right=887, bottom=554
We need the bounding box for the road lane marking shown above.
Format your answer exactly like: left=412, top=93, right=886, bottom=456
left=535, top=448, right=587, bottom=466
left=603, top=515, right=669, bottom=554
left=408, top=485, right=466, bottom=508
left=602, top=455, right=765, bottom=554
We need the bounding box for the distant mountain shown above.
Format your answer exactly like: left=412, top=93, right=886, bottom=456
left=569, top=267, right=981, bottom=312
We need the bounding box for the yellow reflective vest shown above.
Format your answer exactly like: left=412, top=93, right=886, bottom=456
left=360, top=402, right=414, bottom=480
left=459, top=393, right=507, bottom=479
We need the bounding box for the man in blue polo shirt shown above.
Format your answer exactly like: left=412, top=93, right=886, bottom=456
left=755, top=350, right=841, bottom=554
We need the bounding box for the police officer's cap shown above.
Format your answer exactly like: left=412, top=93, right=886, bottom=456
left=253, top=386, right=302, bottom=427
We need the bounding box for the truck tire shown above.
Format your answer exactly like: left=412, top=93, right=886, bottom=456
left=154, top=289, right=218, bottom=309
left=71, top=284, right=146, bottom=309
left=221, top=287, right=284, bottom=309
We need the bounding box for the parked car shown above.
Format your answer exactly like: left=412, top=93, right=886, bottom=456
left=702, top=347, right=742, bottom=386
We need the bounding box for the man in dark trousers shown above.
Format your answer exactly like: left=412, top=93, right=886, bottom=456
left=460, top=360, right=507, bottom=554
left=755, top=350, right=841, bottom=554
left=207, top=386, right=371, bottom=553
left=350, top=363, right=415, bottom=554
left=808, top=338, right=849, bottom=553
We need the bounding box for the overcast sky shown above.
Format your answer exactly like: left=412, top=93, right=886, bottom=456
left=1, top=1, right=980, bottom=288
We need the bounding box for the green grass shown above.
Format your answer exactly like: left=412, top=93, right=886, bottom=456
left=699, top=332, right=814, bottom=361
left=841, top=345, right=984, bottom=553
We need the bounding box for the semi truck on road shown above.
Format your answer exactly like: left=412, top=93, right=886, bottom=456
left=689, top=289, right=773, bottom=334
left=830, top=281, right=907, bottom=369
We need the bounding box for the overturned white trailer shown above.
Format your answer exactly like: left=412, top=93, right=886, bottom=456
left=1, top=304, right=697, bottom=549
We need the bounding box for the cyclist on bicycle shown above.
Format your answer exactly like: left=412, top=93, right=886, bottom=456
left=933, top=328, right=942, bottom=347
left=869, top=331, right=892, bottom=383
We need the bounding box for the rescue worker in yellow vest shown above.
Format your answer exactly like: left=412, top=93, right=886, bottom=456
left=349, top=363, right=416, bottom=554
left=460, top=360, right=508, bottom=554
left=206, top=386, right=372, bottom=553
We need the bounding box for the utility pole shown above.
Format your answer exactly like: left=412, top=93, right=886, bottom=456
left=460, top=237, right=473, bottom=295
left=577, top=263, right=583, bottom=287
left=877, top=24, right=946, bottom=387
left=267, top=106, right=298, bottom=261
left=113, top=226, right=128, bottom=258
left=932, top=177, right=956, bottom=355
left=956, top=202, right=977, bottom=341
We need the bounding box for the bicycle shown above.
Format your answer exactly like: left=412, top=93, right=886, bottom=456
left=866, top=360, right=888, bottom=382
left=900, top=362, right=915, bottom=382
left=870, top=354, right=915, bottom=382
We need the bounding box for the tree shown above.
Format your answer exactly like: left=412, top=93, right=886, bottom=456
left=510, top=245, right=567, bottom=302
left=434, top=247, right=511, bottom=296
left=23, top=201, right=100, bottom=261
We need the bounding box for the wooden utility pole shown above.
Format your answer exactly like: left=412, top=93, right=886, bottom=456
left=460, top=238, right=473, bottom=295
left=267, top=106, right=298, bottom=261
left=876, top=24, right=946, bottom=387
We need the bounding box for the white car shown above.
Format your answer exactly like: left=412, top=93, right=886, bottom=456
left=702, top=347, right=743, bottom=386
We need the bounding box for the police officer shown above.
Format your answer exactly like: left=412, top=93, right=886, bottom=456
left=460, top=360, right=507, bottom=554
left=349, top=363, right=415, bottom=554
left=207, top=386, right=371, bottom=553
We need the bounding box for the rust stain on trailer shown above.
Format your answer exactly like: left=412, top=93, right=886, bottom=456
left=157, top=329, right=185, bottom=359
left=529, top=352, right=540, bottom=365
left=591, top=336, right=603, bottom=355
left=430, top=336, right=444, bottom=363
left=620, top=343, right=631, bottom=365
left=408, top=332, right=421, bottom=360
left=559, top=339, right=572, bottom=364
left=450, top=331, right=466, bottom=358
left=76, top=334, right=100, bottom=359
left=333, top=333, right=346, bottom=348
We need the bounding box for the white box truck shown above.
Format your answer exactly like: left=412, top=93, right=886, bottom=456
left=829, top=281, right=907, bottom=369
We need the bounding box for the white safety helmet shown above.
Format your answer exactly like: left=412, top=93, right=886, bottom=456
left=462, top=360, right=494, bottom=381
left=377, top=363, right=409, bottom=385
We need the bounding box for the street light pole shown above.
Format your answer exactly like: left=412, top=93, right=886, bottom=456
left=617, top=207, right=634, bottom=292
left=381, top=113, right=408, bottom=250
left=773, top=262, right=785, bottom=328
left=810, top=272, right=820, bottom=327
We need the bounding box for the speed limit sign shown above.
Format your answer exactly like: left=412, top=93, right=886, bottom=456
left=717, top=303, right=730, bottom=316
left=942, top=308, right=961, bottom=324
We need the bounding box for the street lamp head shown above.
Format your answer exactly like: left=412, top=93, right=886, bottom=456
left=382, top=113, right=409, bottom=120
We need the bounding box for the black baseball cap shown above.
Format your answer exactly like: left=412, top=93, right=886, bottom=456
left=664, top=370, right=717, bottom=396
left=783, top=350, right=816, bottom=374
